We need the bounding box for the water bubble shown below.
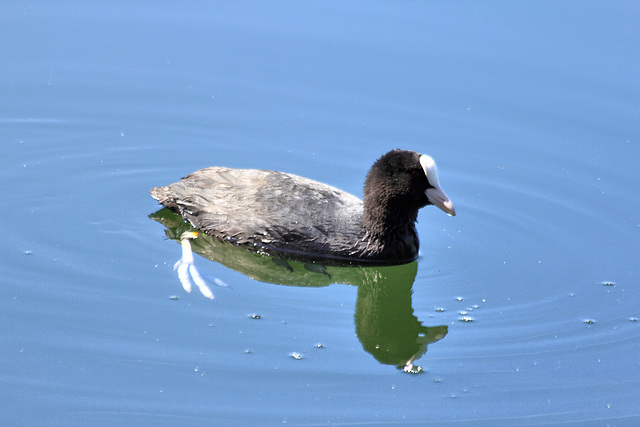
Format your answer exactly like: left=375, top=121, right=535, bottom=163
left=403, top=364, right=423, bottom=374
left=214, top=278, right=229, bottom=288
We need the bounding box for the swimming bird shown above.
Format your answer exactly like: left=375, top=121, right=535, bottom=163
left=150, top=149, right=455, bottom=265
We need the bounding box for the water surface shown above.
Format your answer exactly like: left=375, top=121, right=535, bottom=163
left=2, top=1, right=639, bottom=425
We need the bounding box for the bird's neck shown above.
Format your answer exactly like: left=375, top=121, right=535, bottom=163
left=363, top=204, right=417, bottom=236
left=362, top=198, right=420, bottom=261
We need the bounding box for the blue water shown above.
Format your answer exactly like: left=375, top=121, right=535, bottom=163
left=2, top=1, right=639, bottom=425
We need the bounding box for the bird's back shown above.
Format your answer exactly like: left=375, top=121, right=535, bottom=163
left=150, top=167, right=367, bottom=261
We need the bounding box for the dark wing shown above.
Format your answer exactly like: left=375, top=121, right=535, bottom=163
left=150, top=167, right=366, bottom=258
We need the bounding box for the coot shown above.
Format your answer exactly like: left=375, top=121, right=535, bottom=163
left=150, top=149, right=455, bottom=265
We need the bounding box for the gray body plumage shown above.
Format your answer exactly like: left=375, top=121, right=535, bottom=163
left=151, top=167, right=381, bottom=263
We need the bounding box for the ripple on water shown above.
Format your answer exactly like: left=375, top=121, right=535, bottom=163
left=417, top=143, right=640, bottom=407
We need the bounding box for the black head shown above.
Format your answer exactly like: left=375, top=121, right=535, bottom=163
left=363, top=149, right=455, bottom=218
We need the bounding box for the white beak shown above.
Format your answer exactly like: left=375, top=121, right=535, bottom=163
left=420, top=154, right=456, bottom=216
left=426, top=186, right=456, bottom=216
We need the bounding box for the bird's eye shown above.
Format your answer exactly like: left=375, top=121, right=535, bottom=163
left=411, top=170, right=421, bottom=178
